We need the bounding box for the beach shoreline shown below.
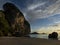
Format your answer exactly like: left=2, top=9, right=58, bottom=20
left=0, top=37, right=59, bottom=45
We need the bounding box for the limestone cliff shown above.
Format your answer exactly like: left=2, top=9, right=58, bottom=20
left=3, top=2, right=30, bottom=36
left=0, top=10, right=10, bottom=36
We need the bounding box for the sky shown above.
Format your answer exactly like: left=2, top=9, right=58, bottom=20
left=1, top=0, right=60, bottom=34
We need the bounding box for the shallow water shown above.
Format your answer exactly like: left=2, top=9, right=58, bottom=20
left=29, top=34, right=60, bottom=40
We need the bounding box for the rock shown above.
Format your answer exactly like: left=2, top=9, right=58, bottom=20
left=48, top=34, right=52, bottom=39
left=3, top=2, right=31, bottom=36
left=0, top=10, right=10, bottom=36
left=24, top=20, right=31, bottom=35
left=3, top=2, right=23, bottom=28
left=31, top=32, right=39, bottom=34
left=51, top=32, right=58, bottom=39
left=48, top=32, right=58, bottom=40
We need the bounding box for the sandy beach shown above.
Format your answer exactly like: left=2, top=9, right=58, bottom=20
left=0, top=37, right=59, bottom=45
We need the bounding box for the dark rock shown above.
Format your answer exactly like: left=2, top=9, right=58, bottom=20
left=0, top=10, right=10, bottom=36
left=3, top=2, right=31, bottom=36
left=48, top=34, right=52, bottom=39
left=24, top=20, right=31, bottom=35
left=31, top=32, right=39, bottom=34
left=51, top=32, right=58, bottom=39
left=48, top=32, right=58, bottom=40
left=3, top=2, right=24, bottom=27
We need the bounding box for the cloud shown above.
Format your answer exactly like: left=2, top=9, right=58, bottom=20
left=24, top=0, right=60, bottom=22
left=37, top=23, right=60, bottom=34
left=27, top=2, right=46, bottom=10
left=47, top=14, right=60, bottom=25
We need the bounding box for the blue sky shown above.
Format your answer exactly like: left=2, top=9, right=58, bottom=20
left=1, top=0, right=60, bottom=33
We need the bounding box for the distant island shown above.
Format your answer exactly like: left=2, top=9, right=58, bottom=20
left=40, top=33, right=47, bottom=34
left=31, top=32, right=39, bottom=34
left=31, top=32, right=47, bottom=34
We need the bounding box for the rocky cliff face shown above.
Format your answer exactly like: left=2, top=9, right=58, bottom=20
left=2, top=2, right=30, bottom=36
left=0, top=10, right=10, bottom=36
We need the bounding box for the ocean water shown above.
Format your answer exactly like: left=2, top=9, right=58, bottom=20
left=29, top=34, right=60, bottom=40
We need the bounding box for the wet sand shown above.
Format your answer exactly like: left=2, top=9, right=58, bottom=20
left=0, top=37, right=60, bottom=45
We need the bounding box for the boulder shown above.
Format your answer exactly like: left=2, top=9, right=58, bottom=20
left=48, top=34, right=52, bottom=39
left=48, top=32, right=58, bottom=40
left=52, top=32, right=58, bottom=39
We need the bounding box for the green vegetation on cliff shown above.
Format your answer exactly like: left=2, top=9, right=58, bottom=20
left=0, top=10, right=10, bottom=36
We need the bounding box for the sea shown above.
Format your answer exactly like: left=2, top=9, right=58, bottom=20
left=29, top=34, right=60, bottom=40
